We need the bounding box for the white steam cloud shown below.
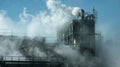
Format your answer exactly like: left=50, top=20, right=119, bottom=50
left=72, top=7, right=81, bottom=16
left=0, top=0, right=82, bottom=58
left=0, top=0, right=81, bottom=39
left=0, top=0, right=99, bottom=66
left=0, top=0, right=119, bottom=67
left=96, top=22, right=120, bottom=67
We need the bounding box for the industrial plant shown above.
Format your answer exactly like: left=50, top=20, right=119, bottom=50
left=57, top=8, right=97, bottom=56
left=0, top=8, right=100, bottom=67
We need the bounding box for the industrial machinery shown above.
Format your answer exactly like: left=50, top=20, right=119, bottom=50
left=57, top=8, right=97, bottom=56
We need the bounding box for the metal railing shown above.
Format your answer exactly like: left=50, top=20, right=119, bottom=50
left=0, top=56, right=65, bottom=62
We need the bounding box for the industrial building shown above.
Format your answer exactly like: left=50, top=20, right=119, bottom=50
left=57, top=8, right=97, bottom=56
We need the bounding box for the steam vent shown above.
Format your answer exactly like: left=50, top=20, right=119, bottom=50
left=0, top=8, right=100, bottom=67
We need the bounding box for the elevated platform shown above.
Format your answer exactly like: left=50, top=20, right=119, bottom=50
left=0, top=56, right=65, bottom=67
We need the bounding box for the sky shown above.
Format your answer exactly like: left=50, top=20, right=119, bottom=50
left=0, top=0, right=120, bottom=22
left=0, top=0, right=120, bottom=67
left=0, top=0, right=120, bottom=37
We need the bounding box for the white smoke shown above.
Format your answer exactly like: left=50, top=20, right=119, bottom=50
left=0, top=36, right=23, bottom=56
left=0, top=0, right=82, bottom=41
left=27, top=0, right=74, bottom=42
left=54, top=44, right=100, bottom=67
left=72, top=7, right=81, bottom=16
left=0, top=10, right=14, bottom=35
left=0, top=0, right=77, bottom=57
left=96, top=22, right=120, bottom=67
left=0, top=0, right=101, bottom=67
left=19, top=7, right=33, bottom=24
